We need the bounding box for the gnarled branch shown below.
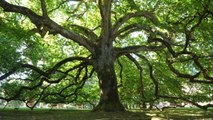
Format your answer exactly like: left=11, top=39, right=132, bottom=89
left=112, top=11, right=159, bottom=35
left=115, top=45, right=164, bottom=57
left=0, top=0, right=95, bottom=53
left=126, top=54, right=145, bottom=99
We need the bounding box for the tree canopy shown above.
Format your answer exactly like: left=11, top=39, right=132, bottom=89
left=0, top=0, right=212, bottom=112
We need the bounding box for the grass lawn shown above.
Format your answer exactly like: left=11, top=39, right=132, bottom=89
left=0, top=108, right=212, bottom=120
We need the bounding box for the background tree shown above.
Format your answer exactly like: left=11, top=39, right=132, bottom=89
left=0, top=0, right=212, bottom=112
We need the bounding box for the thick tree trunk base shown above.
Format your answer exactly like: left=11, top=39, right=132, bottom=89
left=92, top=101, right=125, bottom=112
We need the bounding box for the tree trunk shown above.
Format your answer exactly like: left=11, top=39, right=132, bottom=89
left=92, top=45, right=125, bottom=112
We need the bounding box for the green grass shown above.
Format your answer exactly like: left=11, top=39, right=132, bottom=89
left=0, top=108, right=212, bottom=120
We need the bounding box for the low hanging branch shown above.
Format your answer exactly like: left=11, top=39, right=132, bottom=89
left=126, top=54, right=145, bottom=99
left=0, top=56, right=91, bottom=81
left=135, top=54, right=159, bottom=97
left=157, top=95, right=213, bottom=110
left=0, top=79, right=43, bottom=102
left=5, top=63, right=93, bottom=108
left=166, top=54, right=213, bottom=84
left=0, top=56, right=92, bottom=105
left=42, top=66, right=94, bottom=103
left=146, top=25, right=213, bottom=84
left=26, top=84, right=50, bottom=110
left=136, top=54, right=213, bottom=110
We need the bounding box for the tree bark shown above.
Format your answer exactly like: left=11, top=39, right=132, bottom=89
left=92, top=45, right=125, bottom=112
left=91, top=0, right=124, bottom=112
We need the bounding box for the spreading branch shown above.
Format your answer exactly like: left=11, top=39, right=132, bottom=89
left=70, top=24, right=99, bottom=41
left=115, top=45, right=164, bottom=57
left=126, top=54, right=145, bottom=99
left=0, top=0, right=95, bottom=53
left=40, top=0, right=48, bottom=17
left=0, top=56, right=91, bottom=81
left=42, top=67, right=94, bottom=103
left=98, top=0, right=113, bottom=43
left=135, top=54, right=159, bottom=97
left=112, top=11, right=159, bottom=35
left=166, top=53, right=213, bottom=84
left=113, top=23, right=151, bottom=39
left=158, top=95, right=213, bottom=110
left=136, top=54, right=213, bottom=110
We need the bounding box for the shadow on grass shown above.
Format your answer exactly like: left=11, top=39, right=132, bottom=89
left=0, top=108, right=212, bottom=120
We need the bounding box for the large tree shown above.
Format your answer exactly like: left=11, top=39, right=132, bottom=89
left=0, top=0, right=212, bottom=112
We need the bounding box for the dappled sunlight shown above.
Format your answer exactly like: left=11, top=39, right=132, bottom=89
left=0, top=0, right=213, bottom=114
left=146, top=113, right=168, bottom=120
left=151, top=116, right=166, bottom=120
left=146, top=113, right=157, bottom=116
left=0, top=108, right=212, bottom=120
